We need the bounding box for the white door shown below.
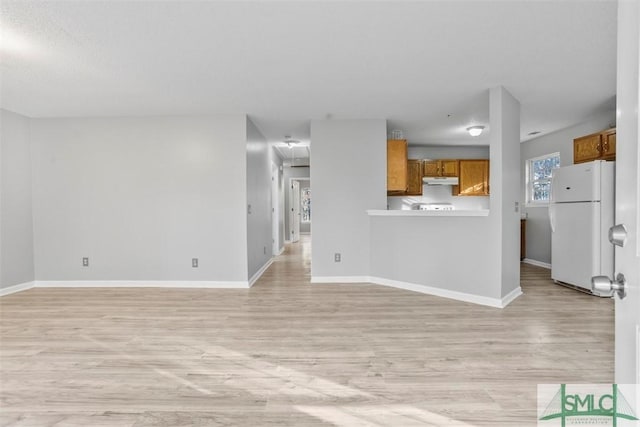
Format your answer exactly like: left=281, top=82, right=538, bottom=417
left=291, top=180, right=300, bottom=243
left=612, top=0, right=640, bottom=385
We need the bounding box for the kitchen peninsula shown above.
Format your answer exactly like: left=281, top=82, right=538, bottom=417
left=363, top=92, right=521, bottom=309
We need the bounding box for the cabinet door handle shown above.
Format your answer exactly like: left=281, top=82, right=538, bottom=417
left=603, top=142, right=609, bottom=152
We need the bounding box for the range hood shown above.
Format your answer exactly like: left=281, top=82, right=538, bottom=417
left=422, top=176, right=459, bottom=186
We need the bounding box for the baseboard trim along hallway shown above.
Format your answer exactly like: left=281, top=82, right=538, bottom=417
left=0, top=281, right=36, bottom=297
left=522, top=258, right=552, bottom=269
left=248, top=259, right=274, bottom=287
left=0, top=259, right=278, bottom=296
left=311, top=276, right=523, bottom=308
left=310, top=276, right=371, bottom=284
left=34, top=280, right=252, bottom=289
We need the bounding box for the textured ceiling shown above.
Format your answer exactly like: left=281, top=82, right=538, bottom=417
left=273, top=143, right=311, bottom=165
left=0, top=1, right=617, bottom=147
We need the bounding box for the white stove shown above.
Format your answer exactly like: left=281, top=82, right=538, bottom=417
left=413, top=203, right=455, bottom=211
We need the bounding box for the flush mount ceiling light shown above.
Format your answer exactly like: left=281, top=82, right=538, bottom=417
left=284, top=135, right=300, bottom=148
left=467, top=126, right=485, bottom=137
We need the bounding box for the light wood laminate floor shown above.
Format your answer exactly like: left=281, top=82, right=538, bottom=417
left=0, top=236, right=613, bottom=426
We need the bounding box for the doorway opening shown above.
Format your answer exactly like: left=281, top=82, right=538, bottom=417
left=288, top=177, right=311, bottom=243
left=271, top=139, right=311, bottom=277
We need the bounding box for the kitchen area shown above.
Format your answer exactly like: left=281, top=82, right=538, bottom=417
left=384, top=138, right=491, bottom=213
left=373, top=120, right=617, bottom=301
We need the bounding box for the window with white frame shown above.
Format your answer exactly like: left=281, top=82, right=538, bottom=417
left=527, top=153, right=560, bottom=204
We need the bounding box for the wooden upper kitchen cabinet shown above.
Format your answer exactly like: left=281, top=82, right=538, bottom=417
left=406, top=159, right=423, bottom=196
left=423, top=159, right=459, bottom=177
left=387, top=139, right=408, bottom=194
left=454, top=159, right=490, bottom=196
left=601, top=128, right=616, bottom=161
left=573, top=128, right=616, bottom=164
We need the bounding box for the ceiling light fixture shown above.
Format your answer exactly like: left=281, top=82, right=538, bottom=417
left=467, top=126, right=485, bottom=137
left=284, top=135, right=300, bottom=148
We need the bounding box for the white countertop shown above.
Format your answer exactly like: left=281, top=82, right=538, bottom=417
left=367, top=209, right=490, bottom=217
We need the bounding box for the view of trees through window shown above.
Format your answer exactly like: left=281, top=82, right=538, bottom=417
left=301, top=188, right=311, bottom=222
left=528, top=153, right=560, bottom=203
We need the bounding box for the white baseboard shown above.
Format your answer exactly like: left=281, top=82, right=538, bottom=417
left=370, top=276, right=512, bottom=308
left=284, top=239, right=291, bottom=244
left=277, top=247, right=285, bottom=256
left=0, top=281, right=36, bottom=297
left=35, top=280, right=251, bottom=289
left=522, top=258, right=551, bottom=269
left=248, top=258, right=273, bottom=287
left=312, top=275, right=520, bottom=308
left=500, top=287, right=523, bottom=307
left=310, top=276, right=371, bottom=284
left=1, top=262, right=274, bottom=295
left=3, top=274, right=522, bottom=309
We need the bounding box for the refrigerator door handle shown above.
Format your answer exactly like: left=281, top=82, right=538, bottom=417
left=549, top=203, right=556, bottom=233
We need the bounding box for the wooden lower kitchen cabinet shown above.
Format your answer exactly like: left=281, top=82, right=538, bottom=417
left=406, top=159, right=423, bottom=195
left=573, top=128, right=616, bottom=164
left=387, top=139, right=408, bottom=194
left=454, top=159, right=489, bottom=196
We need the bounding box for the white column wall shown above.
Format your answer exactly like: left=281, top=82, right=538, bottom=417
left=0, top=109, right=35, bottom=290
left=310, top=119, right=386, bottom=279
left=489, top=86, right=522, bottom=298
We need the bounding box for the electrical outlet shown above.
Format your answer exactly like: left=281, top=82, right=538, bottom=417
left=192, top=258, right=198, bottom=268
left=334, top=253, right=341, bottom=262
left=82, top=257, right=89, bottom=267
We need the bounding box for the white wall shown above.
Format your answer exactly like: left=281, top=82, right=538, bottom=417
left=311, top=119, right=386, bottom=278
left=408, top=145, right=489, bottom=159
left=0, top=109, right=35, bottom=289
left=246, top=119, right=272, bottom=279
left=30, top=115, right=249, bottom=282
left=370, top=216, right=496, bottom=296
left=520, top=109, right=616, bottom=264
left=387, top=188, right=490, bottom=211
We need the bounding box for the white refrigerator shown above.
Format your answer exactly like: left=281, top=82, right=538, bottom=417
left=549, top=160, right=615, bottom=296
